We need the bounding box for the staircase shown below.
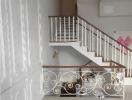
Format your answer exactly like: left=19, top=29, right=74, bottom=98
left=49, top=16, right=132, bottom=78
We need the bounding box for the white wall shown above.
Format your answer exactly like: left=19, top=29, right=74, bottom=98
left=77, top=0, right=132, bottom=35
left=0, top=0, right=60, bottom=100
left=58, top=47, right=89, bottom=65
left=100, top=0, right=132, bottom=16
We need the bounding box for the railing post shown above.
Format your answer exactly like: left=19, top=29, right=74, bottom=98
left=107, top=37, right=109, bottom=61
left=122, top=47, right=125, bottom=66
left=119, top=45, right=122, bottom=64
left=91, top=27, right=94, bottom=51
left=85, top=22, right=87, bottom=46
left=99, top=32, right=102, bottom=56
left=69, top=16, right=71, bottom=41
left=50, top=17, right=53, bottom=41
left=77, top=17, right=79, bottom=41
left=55, top=17, right=57, bottom=41
left=96, top=30, right=99, bottom=56
left=59, top=17, right=61, bottom=41
left=114, top=41, right=117, bottom=63
left=112, top=40, right=114, bottom=62
left=127, top=50, right=130, bottom=77
left=64, top=17, right=66, bottom=41
left=130, top=52, right=132, bottom=77
left=73, top=16, right=75, bottom=41
left=81, top=20, right=84, bottom=46
left=89, top=25, right=92, bottom=51
left=104, top=35, right=107, bottom=61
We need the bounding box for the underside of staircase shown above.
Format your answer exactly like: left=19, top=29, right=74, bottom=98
left=48, top=16, right=132, bottom=78
left=50, top=42, right=110, bottom=66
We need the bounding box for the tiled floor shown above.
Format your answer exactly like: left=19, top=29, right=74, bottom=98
left=43, top=86, right=132, bottom=100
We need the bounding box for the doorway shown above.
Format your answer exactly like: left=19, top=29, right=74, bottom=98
left=60, top=0, right=77, bottom=16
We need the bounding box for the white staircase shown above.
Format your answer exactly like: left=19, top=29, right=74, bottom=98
left=49, top=16, right=132, bottom=78
left=50, top=42, right=110, bottom=66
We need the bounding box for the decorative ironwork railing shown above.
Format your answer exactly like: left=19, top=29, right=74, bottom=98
left=41, top=65, right=125, bottom=98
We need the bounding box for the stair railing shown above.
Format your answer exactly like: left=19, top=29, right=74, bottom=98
left=49, top=16, right=77, bottom=42
left=49, top=16, right=132, bottom=77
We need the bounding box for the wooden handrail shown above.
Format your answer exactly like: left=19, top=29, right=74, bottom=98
left=110, top=60, right=126, bottom=68
left=42, top=63, right=125, bottom=69
left=48, top=16, right=76, bottom=18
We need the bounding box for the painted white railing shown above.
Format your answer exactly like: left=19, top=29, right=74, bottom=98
left=49, top=16, right=132, bottom=77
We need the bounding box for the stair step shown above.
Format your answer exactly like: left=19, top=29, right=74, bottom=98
left=101, top=62, right=110, bottom=66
